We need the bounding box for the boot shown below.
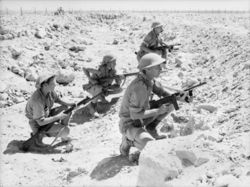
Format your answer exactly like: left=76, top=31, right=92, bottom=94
left=119, top=135, right=133, bottom=156
left=146, top=120, right=167, bottom=140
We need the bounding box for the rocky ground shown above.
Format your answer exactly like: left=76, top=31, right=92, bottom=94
left=0, top=11, right=250, bottom=187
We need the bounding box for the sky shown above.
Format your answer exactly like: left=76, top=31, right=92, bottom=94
left=0, top=0, right=249, bottom=11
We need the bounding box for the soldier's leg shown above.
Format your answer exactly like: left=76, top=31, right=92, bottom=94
left=145, top=104, right=174, bottom=139
left=126, top=126, right=154, bottom=150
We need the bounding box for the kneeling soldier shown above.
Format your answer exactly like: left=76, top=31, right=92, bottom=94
left=119, top=53, right=175, bottom=158
left=25, top=74, right=75, bottom=147
left=82, top=54, right=123, bottom=117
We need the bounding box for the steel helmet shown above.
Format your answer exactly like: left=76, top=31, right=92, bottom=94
left=138, top=53, right=165, bottom=71
left=151, top=22, right=163, bottom=29
left=35, top=73, right=56, bottom=89
left=101, top=54, right=116, bottom=65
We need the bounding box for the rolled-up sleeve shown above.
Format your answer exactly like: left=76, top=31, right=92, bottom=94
left=129, top=84, right=148, bottom=119
left=32, top=102, right=45, bottom=120
left=141, top=33, right=152, bottom=47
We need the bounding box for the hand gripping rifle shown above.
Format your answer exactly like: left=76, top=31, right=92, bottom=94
left=150, top=82, right=207, bottom=110
left=21, top=92, right=103, bottom=152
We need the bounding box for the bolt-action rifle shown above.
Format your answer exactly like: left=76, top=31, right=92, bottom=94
left=98, top=72, right=139, bottom=86
left=150, top=82, right=207, bottom=110
left=149, top=43, right=181, bottom=53
left=21, top=92, right=103, bottom=152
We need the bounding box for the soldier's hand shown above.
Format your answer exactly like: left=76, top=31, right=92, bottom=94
left=57, top=112, right=68, bottom=120
left=159, top=104, right=171, bottom=114
left=177, top=91, right=193, bottom=103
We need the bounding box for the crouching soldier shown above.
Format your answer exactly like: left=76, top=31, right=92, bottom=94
left=25, top=74, right=75, bottom=147
left=136, top=22, right=167, bottom=62
left=82, top=54, right=123, bottom=117
left=119, top=53, right=176, bottom=159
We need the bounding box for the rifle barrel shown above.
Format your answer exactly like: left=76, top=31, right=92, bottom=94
left=184, top=82, right=207, bottom=92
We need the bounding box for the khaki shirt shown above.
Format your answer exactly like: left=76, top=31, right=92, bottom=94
left=91, top=65, right=117, bottom=87
left=25, top=89, right=59, bottom=126
left=119, top=73, right=169, bottom=134
left=137, top=30, right=163, bottom=60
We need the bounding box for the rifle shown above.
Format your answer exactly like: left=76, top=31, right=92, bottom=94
left=98, top=72, right=139, bottom=86
left=150, top=82, right=207, bottom=110
left=21, top=92, right=103, bottom=152
left=149, top=43, right=181, bottom=53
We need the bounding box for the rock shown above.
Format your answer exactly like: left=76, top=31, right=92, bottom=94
left=137, top=140, right=183, bottom=187
left=180, top=117, right=195, bottom=136
left=34, top=28, right=47, bottom=39
left=112, top=39, right=119, bottom=45
left=138, top=137, right=211, bottom=187
left=243, top=62, right=250, bottom=70
left=0, top=93, right=8, bottom=100
left=175, top=58, right=183, bottom=67
left=9, top=47, right=22, bottom=60
left=56, top=69, right=75, bottom=85
left=214, top=174, right=240, bottom=187
left=24, top=68, right=38, bottom=82
left=196, top=104, right=218, bottom=113
left=0, top=100, right=7, bottom=107
left=12, top=96, right=25, bottom=103
left=175, top=150, right=197, bottom=166
left=0, top=82, right=7, bottom=92
left=69, top=46, right=86, bottom=53
left=10, top=65, right=24, bottom=77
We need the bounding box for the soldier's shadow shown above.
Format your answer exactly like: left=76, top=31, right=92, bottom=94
left=90, top=154, right=135, bottom=181
left=3, top=140, right=69, bottom=155
left=71, top=97, right=120, bottom=125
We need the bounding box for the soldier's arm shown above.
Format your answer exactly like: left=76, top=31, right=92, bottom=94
left=129, top=84, right=163, bottom=120
left=152, top=81, right=173, bottom=98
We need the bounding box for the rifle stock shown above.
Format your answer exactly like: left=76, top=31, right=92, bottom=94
left=21, top=93, right=102, bottom=152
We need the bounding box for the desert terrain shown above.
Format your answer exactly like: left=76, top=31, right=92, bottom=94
left=0, top=10, right=250, bottom=187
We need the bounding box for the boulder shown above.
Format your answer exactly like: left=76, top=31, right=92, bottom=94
left=24, top=68, right=38, bottom=82
left=34, top=28, right=47, bottom=39
left=214, top=174, right=240, bottom=187
left=10, top=65, right=24, bottom=77
left=137, top=136, right=210, bottom=187
left=56, top=69, right=75, bottom=85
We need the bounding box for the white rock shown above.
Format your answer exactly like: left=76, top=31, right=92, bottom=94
left=137, top=140, right=183, bottom=187
left=0, top=93, right=8, bottom=100
left=24, top=68, right=38, bottom=82
left=214, top=174, right=240, bottom=187
left=0, top=81, right=7, bottom=92
left=56, top=69, right=75, bottom=85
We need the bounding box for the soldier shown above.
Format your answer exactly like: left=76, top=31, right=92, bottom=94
left=82, top=54, right=123, bottom=117
left=136, top=22, right=167, bottom=62
left=25, top=74, right=75, bottom=147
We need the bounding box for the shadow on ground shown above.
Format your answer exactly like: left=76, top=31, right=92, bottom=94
left=3, top=139, right=68, bottom=154
left=90, top=154, right=135, bottom=181
left=71, top=97, right=119, bottom=125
